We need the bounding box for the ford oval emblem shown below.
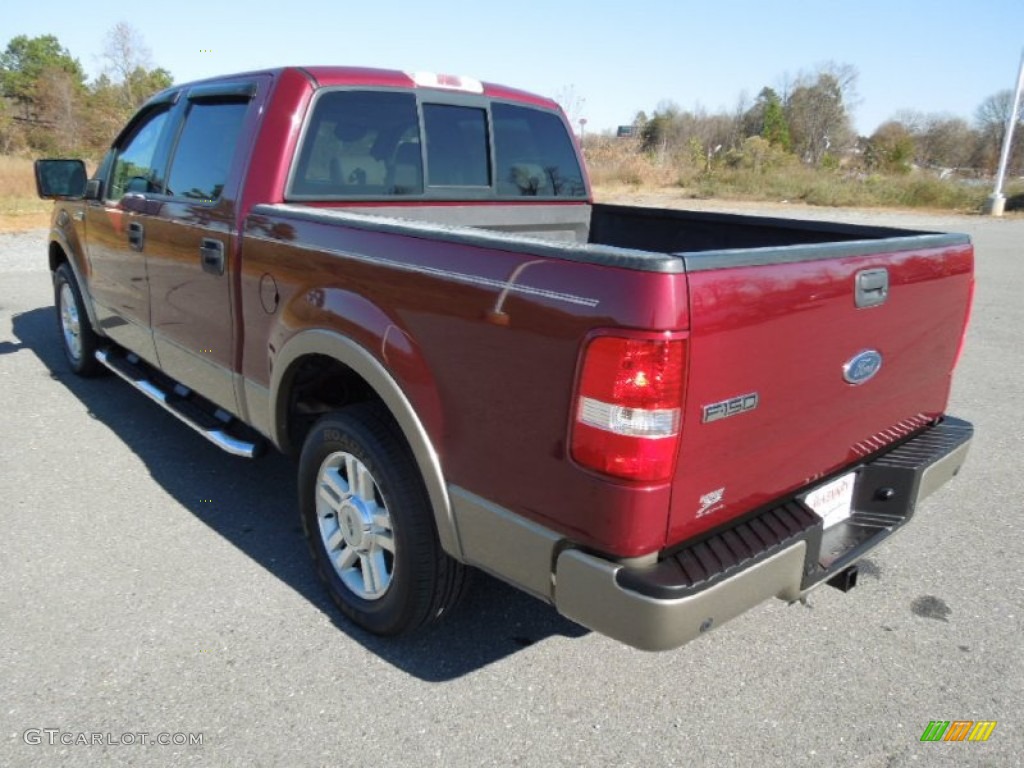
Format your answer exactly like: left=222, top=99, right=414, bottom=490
left=843, top=350, right=883, bottom=385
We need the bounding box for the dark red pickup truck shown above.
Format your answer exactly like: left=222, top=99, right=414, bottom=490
left=35, top=66, right=973, bottom=650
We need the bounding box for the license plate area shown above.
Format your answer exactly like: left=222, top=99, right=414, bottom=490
left=802, top=471, right=857, bottom=530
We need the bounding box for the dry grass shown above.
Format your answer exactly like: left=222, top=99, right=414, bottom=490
left=686, top=166, right=992, bottom=212
left=583, top=139, right=677, bottom=188
left=0, top=155, right=51, bottom=231
left=584, top=140, right=1012, bottom=214
left=0, top=155, right=39, bottom=197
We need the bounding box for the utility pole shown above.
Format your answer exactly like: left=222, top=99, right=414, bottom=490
left=985, top=48, right=1024, bottom=216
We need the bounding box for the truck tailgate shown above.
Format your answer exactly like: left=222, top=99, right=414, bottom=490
left=669, top=241, right=973, bottom=545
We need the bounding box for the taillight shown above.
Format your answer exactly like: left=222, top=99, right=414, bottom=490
left=571, top=334, right=687, bottom=482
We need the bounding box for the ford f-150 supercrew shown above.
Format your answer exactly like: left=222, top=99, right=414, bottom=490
left=34, top=66, right=974, bottom=650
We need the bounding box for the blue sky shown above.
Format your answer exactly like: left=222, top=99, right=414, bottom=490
left=5, top=0, right=1023, bottom=135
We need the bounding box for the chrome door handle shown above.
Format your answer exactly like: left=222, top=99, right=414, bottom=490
left=855, top=268, right=889, bottom=308
left=127, top=221, right=145, bottom=252
left=200, top=238, right=225, bottom=275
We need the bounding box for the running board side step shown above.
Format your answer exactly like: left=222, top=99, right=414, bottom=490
left=95, top=348, right=265, bottom=458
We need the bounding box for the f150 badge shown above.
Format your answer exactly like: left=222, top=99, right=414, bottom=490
left=843, top=350, right=883, bottom=385
left=702, top=392, right=759, bottom=423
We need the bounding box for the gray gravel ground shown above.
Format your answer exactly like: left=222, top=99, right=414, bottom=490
left=1, top=207, right=1022, bottom=767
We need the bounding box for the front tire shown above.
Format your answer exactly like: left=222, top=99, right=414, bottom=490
left=298, top=403, right=467, bottom=636
left=54, top=263, right=102, bottom=377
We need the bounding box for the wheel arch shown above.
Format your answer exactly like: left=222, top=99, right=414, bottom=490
left=48, top=233, right=103, bottom=335
left=270, top=329, right=462, bottom=560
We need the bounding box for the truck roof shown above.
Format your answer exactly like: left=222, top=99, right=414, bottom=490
left=161, top=65, right=560, bottom=111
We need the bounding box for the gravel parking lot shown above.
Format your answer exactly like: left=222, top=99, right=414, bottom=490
left=1, top=206, right=1022, bottom=767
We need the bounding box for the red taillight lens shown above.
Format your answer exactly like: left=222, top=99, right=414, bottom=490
left=571, top=335, right=686, bottom=482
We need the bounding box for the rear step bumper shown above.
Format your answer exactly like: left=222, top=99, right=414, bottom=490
left=95, top=347, right=265, bottom=458
left=554, top=416, right=972, bottom=651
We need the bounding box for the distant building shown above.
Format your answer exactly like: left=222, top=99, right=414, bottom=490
left=616, top=125, right=636, bottom=138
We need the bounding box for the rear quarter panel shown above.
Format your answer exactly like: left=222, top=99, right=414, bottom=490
left=239, top=210, right=690, bottom=555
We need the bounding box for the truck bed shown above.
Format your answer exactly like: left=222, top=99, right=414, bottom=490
left=587, top=203, right=969, bottom=265
left=273, top=201, right=969, bottom=272
left=244, top=200, right=972, bottom=558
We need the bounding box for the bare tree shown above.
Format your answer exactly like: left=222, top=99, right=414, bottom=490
left=786, top=63, right=859, bottom=165
left=976, top=90, right=1015, bottom=128
left=553, top=84, right=586, bottom=132
left=730, top=90, right=750, bottom=149
left=102, top=22, right=152, bottom=109
left=922, top=116, right=976, bottom=170
left=824, top=62, right=861, bottom=112
left=889, top=110, right=981, bottom=171
left=0, top=100, right=23, bottom=153
left=775, top=71, right=796, bottom=108
left=975, top=90, right=1023, bottom=173
left=686, top=107, right=735, bottom=172
left=31, top=67, right=81, bottom=153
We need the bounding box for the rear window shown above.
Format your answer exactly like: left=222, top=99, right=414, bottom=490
left=288, top=89, right=586, bottom=200
left=423, top=104, right=490, bottom=187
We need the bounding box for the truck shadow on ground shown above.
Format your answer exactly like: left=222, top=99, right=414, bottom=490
left=12, top=306, right=586, bottom=682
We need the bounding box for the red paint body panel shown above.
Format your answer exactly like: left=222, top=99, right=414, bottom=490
left=241, top=211, right=689, bottom=555
left=669, top=244, right=973, bottom=545
left=238, top=69, right=314, bottom=217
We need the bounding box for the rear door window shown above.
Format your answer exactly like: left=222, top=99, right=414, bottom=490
left=165, top=99, right=249, bottom=201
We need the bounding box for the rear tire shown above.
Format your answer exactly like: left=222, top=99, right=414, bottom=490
left=54, top=263, right=102, bottom=377
left=298, top=403, right=468, bottom=636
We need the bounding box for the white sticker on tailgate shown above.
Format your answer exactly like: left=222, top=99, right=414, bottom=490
left=803, top=472, right=856, bottom=529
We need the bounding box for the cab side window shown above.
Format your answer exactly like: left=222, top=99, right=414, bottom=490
left=108, top=108, right=172, bottom=201
left=165, top=99, right=249, bottom=202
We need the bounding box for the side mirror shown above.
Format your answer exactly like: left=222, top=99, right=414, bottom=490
left=34, top=159, right=87, bottom=199
left=85, top=178, right=104, bottom=200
